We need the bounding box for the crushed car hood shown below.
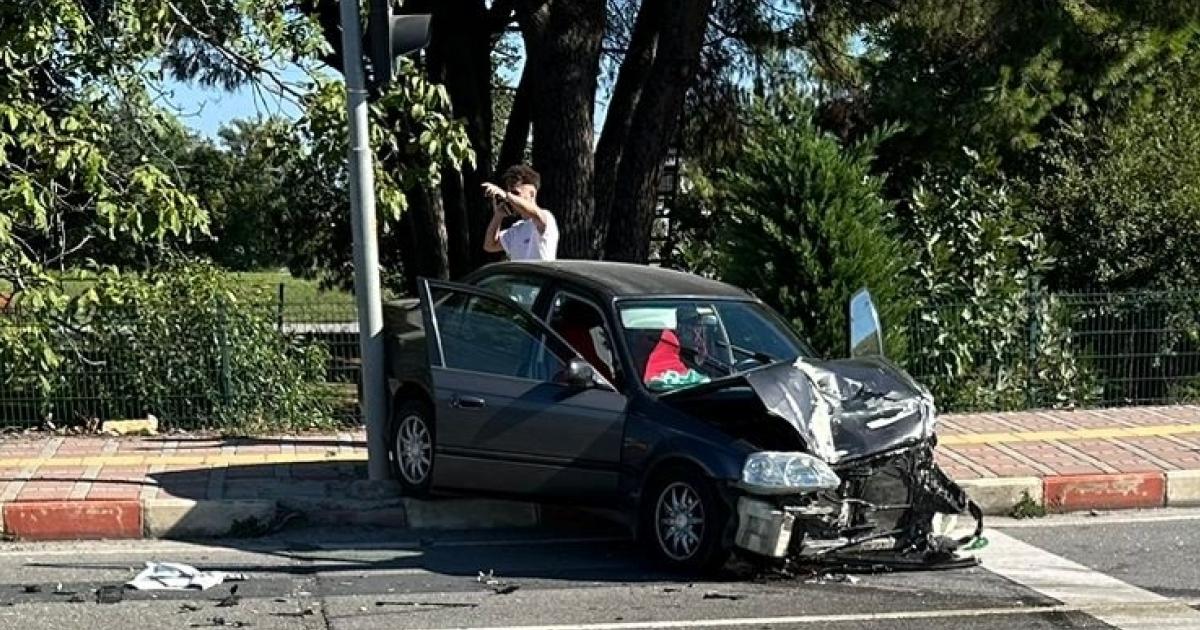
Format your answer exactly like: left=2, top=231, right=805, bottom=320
left=663, top=357, right=936, bottom=464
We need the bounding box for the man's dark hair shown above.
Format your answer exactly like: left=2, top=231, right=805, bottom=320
left=500, top=164, right=540, bottom=190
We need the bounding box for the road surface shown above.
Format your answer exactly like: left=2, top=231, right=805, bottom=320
left=1, top=508, right=1199, bottom=629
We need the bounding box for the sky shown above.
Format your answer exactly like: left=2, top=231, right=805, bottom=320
left=161, top=64, right=312, bottom=141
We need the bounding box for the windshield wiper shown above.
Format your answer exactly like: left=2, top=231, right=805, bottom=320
left=720, top=341, right=777, bottom=366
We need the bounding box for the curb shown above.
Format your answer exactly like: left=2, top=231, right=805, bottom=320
left=962, top=470, right=1200, bottom=516
left=0, top=494, right=552, bottom=541
left=3, top=469, right=1199, bottom=540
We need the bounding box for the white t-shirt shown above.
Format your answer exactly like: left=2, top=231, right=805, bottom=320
left=499, top=212, right=559, bottom=261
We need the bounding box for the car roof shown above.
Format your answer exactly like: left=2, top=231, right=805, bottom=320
left=475, top=261, right=753, bottom=300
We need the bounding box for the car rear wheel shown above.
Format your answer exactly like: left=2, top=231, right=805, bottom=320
left=390, top=400, right=434, bottom=497
left=641, top=466, right=731, bottom=573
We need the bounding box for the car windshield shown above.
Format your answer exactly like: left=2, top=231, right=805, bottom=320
left=619, top=299, right=808, bottom=393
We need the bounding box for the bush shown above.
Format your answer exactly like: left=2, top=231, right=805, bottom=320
left=903, top=165, right=1099, bottom=410
left=697, top=93, right=916, bottom=359
left=1, top=263, right=336, bottom=432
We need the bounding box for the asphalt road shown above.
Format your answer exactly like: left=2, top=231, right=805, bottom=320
left=2, top=509, right=1199, bottom=630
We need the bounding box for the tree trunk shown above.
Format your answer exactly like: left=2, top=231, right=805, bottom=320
left=604, top=0, right=713, bottom=263
left=526, top=0, right=606, bottom=259
left=497, top=64, right=534, bottom=173
left=591, top=0, right=666, bottom=258
left=405, top=183, right=451, bottom=282
left=413, top=0, right=494, bottom=276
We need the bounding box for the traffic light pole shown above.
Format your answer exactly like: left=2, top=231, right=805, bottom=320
left=340, top=0, right=391, bottom=481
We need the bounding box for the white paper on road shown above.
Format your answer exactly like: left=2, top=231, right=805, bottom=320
left=126, top=561, right=246, bottom=591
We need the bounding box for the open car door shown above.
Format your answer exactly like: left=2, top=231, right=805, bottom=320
left=415, top=278, right=627, bottom=499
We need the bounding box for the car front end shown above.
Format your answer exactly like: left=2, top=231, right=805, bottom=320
left=662, top=356, right=983, bottom=571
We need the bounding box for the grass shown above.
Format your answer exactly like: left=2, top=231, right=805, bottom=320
left=1009, top=490, right=1047, bottom=519
left=3, top=269, right=357, bottom=322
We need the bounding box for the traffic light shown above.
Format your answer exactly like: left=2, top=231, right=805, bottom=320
left=367, top=0, right=432, bottom=91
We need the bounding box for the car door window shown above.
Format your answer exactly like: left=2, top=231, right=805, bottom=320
left=431, top=286, right=571, bottom=382
left=548, top=293, right=619, bottom=386
left=474, top=274, right=544, bottom=310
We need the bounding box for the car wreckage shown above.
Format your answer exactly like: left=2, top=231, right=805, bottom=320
left=382, top=261, right=983, bottom=573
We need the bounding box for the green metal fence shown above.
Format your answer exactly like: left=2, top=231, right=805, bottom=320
left=0, top=297, right=361, bottom=431
left=2, top=287, right=1200, bottom=430
left=904, top=290, right=1200, bottom=412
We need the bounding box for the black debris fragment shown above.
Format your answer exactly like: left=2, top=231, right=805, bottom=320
left=21, top=585, right=41, bottom=594
left=215, top=585, right=240, bottom=608
left=190, top=617, right=253, bottom=628
left=180, top=603, right=203, bottom=613
left=96, top=585, right=124, bottom=604
left=702, top=591, right=744, bottom=601
left=477, top=569, right=520, bottom=595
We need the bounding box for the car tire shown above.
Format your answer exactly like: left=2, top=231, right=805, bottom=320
left=640, top=466, right=732, bottom=573
left=390, top=399, right=435, bottom=497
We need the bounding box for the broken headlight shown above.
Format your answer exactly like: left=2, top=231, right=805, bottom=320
left=740, top=452, right=841, bottom=494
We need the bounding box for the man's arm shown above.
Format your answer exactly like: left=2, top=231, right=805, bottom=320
left=483, top=183, right=552, bottom=233
left=483, top=207, right=505, bottom=253
left=503, top=192, right=553, bottom=233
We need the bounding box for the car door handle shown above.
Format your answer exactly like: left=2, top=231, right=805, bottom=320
left=451, top=395, right=487, bottom=409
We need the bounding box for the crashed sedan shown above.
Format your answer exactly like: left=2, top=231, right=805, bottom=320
left=382, top=261, right=981, bottom=573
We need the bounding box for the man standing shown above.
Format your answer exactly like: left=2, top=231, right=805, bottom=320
left=483, top=164, right=559, bottom=261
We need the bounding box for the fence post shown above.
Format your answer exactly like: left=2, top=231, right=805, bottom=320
left=276, top=282, right=285, bottom=331
left=218, top=300, right=232, bottom=410
left=1026, top=279, right=1042, bottom=409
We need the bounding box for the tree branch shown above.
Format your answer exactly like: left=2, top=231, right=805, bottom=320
left=165, top=0, right=308, bottom=100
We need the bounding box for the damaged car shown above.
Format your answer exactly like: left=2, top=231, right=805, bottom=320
left=383, top=261, right=982, bottom=573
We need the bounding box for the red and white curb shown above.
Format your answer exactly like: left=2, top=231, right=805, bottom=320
left=961, top=469, right=1200, bottom=515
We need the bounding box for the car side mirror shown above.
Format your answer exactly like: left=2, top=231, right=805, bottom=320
left=565, top=357, right=598, bottom=389
left=848, top=288, right=885, bottom=358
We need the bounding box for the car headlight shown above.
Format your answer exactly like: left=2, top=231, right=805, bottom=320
left=741, top=452, right=841, bottom=494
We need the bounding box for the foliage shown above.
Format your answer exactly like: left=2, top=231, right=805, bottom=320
left=903, top=165, right=1099, bottom=410
left=860, top=0, right=1200, bottom=182
left=279, top=66, right=475, bottom=292
left=694, top=93, right=914, bottom=359
left=1, top=263, right=335, bottom=432
left=1032, top=44, right=1200, bottom=292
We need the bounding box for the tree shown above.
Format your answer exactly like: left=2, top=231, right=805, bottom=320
left=1033, top=44, right=1200, bottom=291
left=694, top=93, right=914, bottom=358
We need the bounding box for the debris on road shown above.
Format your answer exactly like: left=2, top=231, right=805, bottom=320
left=215, top=585, right=241, bottom=608
left=96, top=585, right=124, bottom=604
left=477, top=569, right=521, bottom=595
left=180, top=603, right=203, bottom=613
left=702, top=591, right=745, bottom=601
left=21, top=585, right=41, bottom=594
left=190, top=617, right=253, bottom=628
left=128, top=562, right=247, bottom=591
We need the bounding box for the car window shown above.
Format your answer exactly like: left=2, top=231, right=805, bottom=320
left=548, top=293, right=618, bottom=386
left=474, top=274, right=544, bottom=310
left=431, top=287, right=571, bottom=382
left=619, top=299, right=804, bottom=392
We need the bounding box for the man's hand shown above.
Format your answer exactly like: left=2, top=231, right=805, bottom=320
left=482, top=182, right=507, bottom=201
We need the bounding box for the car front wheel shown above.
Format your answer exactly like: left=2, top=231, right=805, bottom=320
left=641, top=466, right=731, bottom=573
left=391, top=400, right=434, bottom=497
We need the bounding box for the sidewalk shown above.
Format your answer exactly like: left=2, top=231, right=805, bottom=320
left=2, top=406, right=1199, bottom=540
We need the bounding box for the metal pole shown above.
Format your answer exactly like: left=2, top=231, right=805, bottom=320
left=340, top=0, right=391, bottom=480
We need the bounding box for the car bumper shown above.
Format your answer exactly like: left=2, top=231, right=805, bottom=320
left=732, top=444, right=983, bottom=568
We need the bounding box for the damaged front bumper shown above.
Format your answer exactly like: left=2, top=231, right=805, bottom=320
left=734, top=444, right=983, bottom=570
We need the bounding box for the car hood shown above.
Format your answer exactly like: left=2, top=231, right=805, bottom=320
left=661, top=356, right=936, bottom=464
